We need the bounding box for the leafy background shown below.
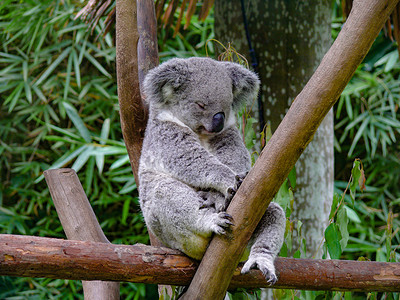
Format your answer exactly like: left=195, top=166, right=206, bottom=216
left=0, top=0, right=399, bottom=299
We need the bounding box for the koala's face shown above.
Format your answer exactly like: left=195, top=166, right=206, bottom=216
left=144, top=57, right=260, bottom=135
left=165, top=62, right=235, bottom=135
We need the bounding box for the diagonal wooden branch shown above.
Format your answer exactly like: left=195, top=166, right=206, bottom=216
left=2, top=234, right=400, bottom=292
left=182, top=0, right=400, bottom=299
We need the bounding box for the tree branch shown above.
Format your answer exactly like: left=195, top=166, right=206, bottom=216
left=116, top=0, right=149, bottom=182
left=1, top=234, right=399, bottom=292
left=44, top=168, right=119, bottom=299
left=182, top=0, right=400, bottom=299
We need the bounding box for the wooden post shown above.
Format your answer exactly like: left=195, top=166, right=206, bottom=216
left=44, top=169, right=119, bottom=300
left=181, top=0, right=400, bottom=299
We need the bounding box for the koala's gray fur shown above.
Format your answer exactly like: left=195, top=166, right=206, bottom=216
left=139, top=57, right=285, bottom=284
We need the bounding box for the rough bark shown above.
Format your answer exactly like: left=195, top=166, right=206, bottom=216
left=137, top=0, right=159, bottom=95
left=44, top=168, right=119, bottom=300
left=215, top=0, right=333, bottom=257
left=183, top=1, right=400, bottom=299
left=116, top=0, right=148, bottom=182
left=2, top=234, right=400, bottom=292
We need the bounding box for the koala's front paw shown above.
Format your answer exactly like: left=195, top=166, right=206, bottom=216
left=241, top=256, right=277, bottom=285
left=225, top=172, right=249, bottom=206
left=210, top=212, right=234, bottom=235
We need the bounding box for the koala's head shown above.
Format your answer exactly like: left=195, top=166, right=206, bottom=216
left=143, top=57, right=259, bottom=135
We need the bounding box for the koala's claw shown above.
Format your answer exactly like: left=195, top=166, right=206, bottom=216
left=220, top=212, right=234, bottom=224
left=225, top=172, right=248, bottom=206
left=241, top=257, right=277, bottom=285
left=211, top=212, right=235, bottom=235
left=235, top=171, right=248, bottom=188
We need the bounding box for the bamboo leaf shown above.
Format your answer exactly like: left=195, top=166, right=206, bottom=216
left=35, top=47, right=72, bottom=86
left=348, top=116, right=370, bottom=157
left=63, top=102, right=92, bottom=143
left=71, top=145, right=94, bottom=173
left=83, top=51, right=112, bottom=78
left=64, top=52, right=73, bottom=100
left=72, top=49, right=81, bottom=88
left=100, top=118, right=110, bottom=144
left=110, top=155, right=130, bottom=170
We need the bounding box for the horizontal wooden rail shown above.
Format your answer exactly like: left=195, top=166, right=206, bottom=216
left=1, top=234, right=399, bottom=292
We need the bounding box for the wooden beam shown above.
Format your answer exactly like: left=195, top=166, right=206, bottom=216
left=182, top=0, right=400, bottom=299
left=1, top=234, right=399, bottom=292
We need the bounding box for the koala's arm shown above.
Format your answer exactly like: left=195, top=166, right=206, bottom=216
left=143, top=120, right=238, bottom=196
left=209, top=126, right=251, bottom=174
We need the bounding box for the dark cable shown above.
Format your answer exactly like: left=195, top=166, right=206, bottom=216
left=240, top=0, right=265, bottom=131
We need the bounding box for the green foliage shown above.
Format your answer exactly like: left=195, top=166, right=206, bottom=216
left=0, top=0, right=149, bottom=298
left=1, top=0, right=400, bottom=299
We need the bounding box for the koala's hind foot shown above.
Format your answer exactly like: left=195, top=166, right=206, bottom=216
left=241, top=254, right=277, bottom=285
left=241, top=202, right=285, bottom=285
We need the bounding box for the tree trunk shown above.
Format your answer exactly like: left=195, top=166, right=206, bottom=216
left=215, top=0, right=333, bottom=257
left=2, top=234, right=400, bottom=292
left=183, top=1, right=400, bottom=298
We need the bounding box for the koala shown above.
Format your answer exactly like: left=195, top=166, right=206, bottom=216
left=138, top=57, right=286, bottom=284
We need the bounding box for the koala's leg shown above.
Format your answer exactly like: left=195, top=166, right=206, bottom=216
left=241, top=202, right=286, bottom=284
left=140, top=176, right=233, bottom=260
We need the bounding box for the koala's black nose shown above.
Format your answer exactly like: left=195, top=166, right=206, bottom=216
left=211, top=112, right=225, bottom=133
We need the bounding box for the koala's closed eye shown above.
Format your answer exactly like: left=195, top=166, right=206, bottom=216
left=196, top=101, right=206, bottom=110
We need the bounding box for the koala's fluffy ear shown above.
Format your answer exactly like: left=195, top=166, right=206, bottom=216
left=143, top=58, right=189, bottom=105
left=223, top=62, right=260, bottom=111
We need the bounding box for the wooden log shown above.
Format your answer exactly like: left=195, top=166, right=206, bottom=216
left=182, top=0, right=400, bottom=299
left=44, top=168, right=119, bottom=299
left=1, top=234, right=400, bottom=292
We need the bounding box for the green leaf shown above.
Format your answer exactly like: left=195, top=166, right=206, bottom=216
left=95, top=153, right=104, bottom=174
left=337, top=207, right=349, bottom=251
left=344, top=205, right=361, bottom=223
left=325, top=223, right=342, bottom=259
left=72, top=49, right=81, bottom=88
left=5, top=81, right=23, bottom=112
left=84, top=156, right=95, bottom=196
left=273, top=180, right=293, bottom=218
left=63, top=102, right=92, bottom=143
left=384, top=51, right=399, bottom=72
left=329, top=193, right=341, bottom=220
left=83, top=51, right=112, bottom=78
left=349, top=159, right=364, bottom=205
left=348, top=116, right=370, bottom=157
left=120, top=178, right=137, bottom=194
left=100, top=119, right=110, bottom=144
left=35, top=46, right=72, bottom=86
left=110, top=155, right=130, bottom=170
left=35, top=146, right=87, bottom=183
left=71, top=145, right=94, bottom=173
left=288, top=166, right=296, bottom=189
left=63, top=52, right=73, bottom=100
left=122, top=198, right=131, bottom=225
